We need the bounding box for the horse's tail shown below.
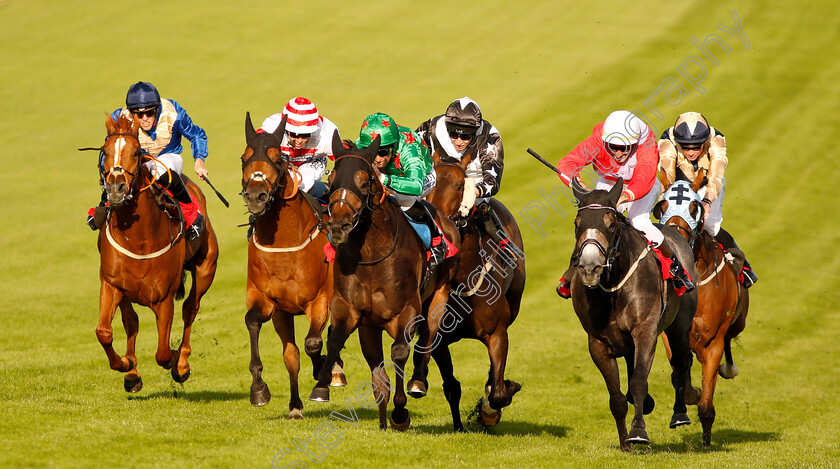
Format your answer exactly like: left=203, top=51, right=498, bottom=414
left=175, top=269, right=187, bottom=301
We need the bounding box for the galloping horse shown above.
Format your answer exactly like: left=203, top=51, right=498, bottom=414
left=654, top=173, right=750, bottom=446
left=568, top=178, right=696, bottom=452
left=95, top=113, right=218, bottom=392
left=308, top=134, right=460, bottom=430
left=240, top=113, right=345, bottom=419
left=424, top=159, right=526, bottom=430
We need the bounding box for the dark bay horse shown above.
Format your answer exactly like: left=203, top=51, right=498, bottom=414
left=308, top=133, right=460, bottom=430
left=569, top=178, right=696, bottom=452
left=240, top=113, right=345, bottom=419
left=654, top=174, right=749, bottom=446
left=95, top=113, right=218, bottom=392
left=424, top=159, right=526, bottom=430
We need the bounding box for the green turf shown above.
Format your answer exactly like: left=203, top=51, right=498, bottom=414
left=1, top=0, right=839, bottom=467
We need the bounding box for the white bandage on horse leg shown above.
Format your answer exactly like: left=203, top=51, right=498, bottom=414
left=459, top=178, right=477, bottom=217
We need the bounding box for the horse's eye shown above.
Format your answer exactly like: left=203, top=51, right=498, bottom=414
left=457, top=184, right=465, bottom=191
left=604, top=213, right=617, bottom=231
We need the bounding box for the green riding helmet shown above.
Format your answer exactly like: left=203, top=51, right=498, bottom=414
left=356, top=112, right=400, bottom=148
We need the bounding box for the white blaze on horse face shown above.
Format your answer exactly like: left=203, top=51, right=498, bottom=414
left=578, top=228, right=608, bottom=269
left=113, top=137, right=125, bottom=168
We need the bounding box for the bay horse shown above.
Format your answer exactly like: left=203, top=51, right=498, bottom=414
left=568, top=177, right=697, bottom=452
left=654, top=173, right=750, bottom=446
left=240, top=112, right=345, bottom=419
left=95, top=113, right=218, bottom=392
left=424, top=158, right=526, bottom=431
left=308, top=133, right=460, bottom=430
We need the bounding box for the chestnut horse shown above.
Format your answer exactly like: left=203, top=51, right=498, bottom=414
left=240, top=113, right=345, bottom=419
left=568, top=178, right=697, bottom=452
left=654, top=173, right=749, bottom=446
left=424, top=160, right=525, bottom=430
left=308, top=134, right=460, bottom=430
left=95, top=114, right=218, bottom=392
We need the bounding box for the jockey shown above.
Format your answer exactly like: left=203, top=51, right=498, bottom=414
left=355, top=112, right=448, bottom=266
left=416, top=97, right=510, bottom=252
left=659, top=112, right=757, bottom=287
left=259, top=97, right=340, bottom=202
left=555, top=110, right=695, bottom=298
left=87, top=81, right=207, bottom=241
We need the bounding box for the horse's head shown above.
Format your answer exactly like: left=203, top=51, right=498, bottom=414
left=653, top=180, right=704, bottom=244
left=324, top=131, right=382, bottom=245
left=571, top=177, right=624, bottom=287
left=427, top=157, right=471, bottom=222
left=240, top=112, right=289, bottom=215
left=102, top=113, right=143, bottom=207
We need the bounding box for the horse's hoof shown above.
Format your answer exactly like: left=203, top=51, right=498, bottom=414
left=626, top=392, right=655, bottom=415
left=718, top=363, right=739, bottom=379
left=685, top=386, right=701, bottom=406
left=407, top=380, right=427, bottom=399
left=670, top=412, right=691, bottom=428
left=124, top=376, right=143, bottom=393
left=507, top=380, right=523, bottom=396
left=626, top=428, right=650, bottom=445
left=480, top=398, right=502, bottom=427
left=288, top=408, right=304, bottom=420
left=308, top=387, right=330, bottom=402
left=250, top=385, right=271, bottom=407
left=330, top=363, right=347, bottom=387
left=171, top=368, right=191, bottom=384
left=389, top=409, right=411, bottom=431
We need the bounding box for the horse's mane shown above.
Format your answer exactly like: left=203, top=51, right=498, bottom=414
left=107, top=112, right=139, bottom=136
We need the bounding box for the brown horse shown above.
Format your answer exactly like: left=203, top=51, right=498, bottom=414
left=240, top=112, right=345, bottom=419
left=569, top=178, right=697, bottom=452
left=424, top=159, right=526, bottom=430
left=654, top=173, right=749, bottom=446
left=308, top=133, right=460, bottom=430
left=95, top=113, right=218, bottom=392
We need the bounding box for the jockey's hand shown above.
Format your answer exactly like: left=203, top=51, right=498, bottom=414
left=701, top=200, right=711, bottom=220
left=194, top=158, right=209, bottom=180
left=616, top=191, right=631, bottom=207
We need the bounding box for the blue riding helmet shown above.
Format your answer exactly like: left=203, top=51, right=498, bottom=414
left=126, top=81, right=161, bottom=111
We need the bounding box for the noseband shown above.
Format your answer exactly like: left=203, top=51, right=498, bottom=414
left=574, top=204, right=621, bottom=271
left=101, top=132, right=144, bottom=200
left=241, top=144, right=288, bottom=204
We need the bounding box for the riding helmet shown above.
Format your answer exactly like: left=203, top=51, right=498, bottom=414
left=444, top=97, right=482, bottom=132
left=672, top=112, right=711, bottom=145
left=356, top=112, right=399, bottom=148
left=125, top=81, right=161, bottom=111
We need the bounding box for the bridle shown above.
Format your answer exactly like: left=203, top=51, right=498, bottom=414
left=434, top=162, right=470, bottom=227
left=573, top=204, right=621, bottom=271
left=99, top=132, right=148, bottom=201
left=240, top=142, right=289, bottom=209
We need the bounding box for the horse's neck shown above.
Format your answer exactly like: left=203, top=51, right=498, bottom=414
left=109, top=190, right=170, bottom=235
left=608, top=225, right=648, bottom=276
left=348, top=202, right=407, bottom=258
left=694, top=231, right=720, bottom=268
left=261, top=192, right=318, bottom=238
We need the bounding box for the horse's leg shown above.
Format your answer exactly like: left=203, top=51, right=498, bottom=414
left=302, top=294, right=326, bottom=382
left=149, top=297, right=175, bottom=370
left=431, top=344, right=464, bottom=432
left=118, top=299, right=142, bottom=393
left=408, top=286, right=450, bottom=398
left=388, top=309, right=416, bottom=431
left=720, top=290, right=748, bottom=379
left=96, top=282, right=134, bottom=374
left=664, top=302, right=696, bottom=429
left=626, top=326, right=659, bottom=447
left=171, top=269, right=198, bottom=383
left=309, top=297, right=357, bottom=402
left=359, top=325, right=389, bottom=430
left=699, top=333, right=726, bottom=446
left=245, top=292, right=275, bottom=407
left=623, top=353, right=655, bottom=414
left=272, top=311, right=304, bottom=419
left=588, top=335, right=630, bottom=452
left=486, top=316, right=521, bottom=412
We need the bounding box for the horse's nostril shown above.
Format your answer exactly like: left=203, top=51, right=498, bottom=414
left=341, top=223, right=352, bottom=232
left=257, top=193, right=268, bottom=202
left=117, top=182, right=126, bottom=193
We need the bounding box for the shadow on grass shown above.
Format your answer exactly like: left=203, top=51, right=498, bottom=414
left=127, top=390, right=246, bottom=402
left=636, top=428, right=780, bottom=454
left=412, top=420, right=570, bottom=438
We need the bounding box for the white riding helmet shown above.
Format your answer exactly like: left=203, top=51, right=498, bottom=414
left=602, top=110, right=645, bottom=145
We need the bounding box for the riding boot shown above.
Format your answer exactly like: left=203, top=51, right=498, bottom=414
left=715, top=227, right=758, bottom=288
left=476, top=202, right=516, bottom=261
left=160, top=172, right=204, bottom=241
left=657, top=240, right=696, bottom=292
left=406, top=201, right=448, bottom=267
left=86, top=190, right=109, bottom=231
left=556, top=263, right=574, bottom=299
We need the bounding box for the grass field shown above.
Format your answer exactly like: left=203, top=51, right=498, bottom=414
left=2, top=0, right=839, bottom=467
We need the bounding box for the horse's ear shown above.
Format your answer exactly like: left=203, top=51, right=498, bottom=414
left=608, top=177, right=624, bottom=207
left=332, top=130, right=346, bottom=159
left=691, top=168, right=707, bottom=192
left=362, top=135, right=381, bottom=164
left=271, top=114, right=287, bottom=142
left=245, top=112, right=256, bottom=143
left=571, top=174, right=590, bottom=202
left=458, top=150, right=474, bottom=170
left=653, top=200, right=668, bottom=219
left=431, top=150, right=442, bottom=166
left=657, top=168, right=670, bottom=193
left=105, top=113, right=118, bottom=134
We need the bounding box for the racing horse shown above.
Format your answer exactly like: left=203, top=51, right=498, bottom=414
left=94, top=113, right=218, bottom=392
left=654, top=173, right=750, bottom=446
left=308, top=133, right=460, bottom=430
left=568, top=177, right=697, bottom=452
left=240, top=113, right=346, bottom=419
left=424, top=158, right=525, bottom=430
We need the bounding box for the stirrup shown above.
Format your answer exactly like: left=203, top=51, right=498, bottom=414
left=670, top=261, right=695, bottom=292
left=556, top=277, right=571, bottom=299
left=427, top=241, right=447, bottom=267
left=740, top=267, right=757, bottom=288
left=187, top=213, right=205, bottom=241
